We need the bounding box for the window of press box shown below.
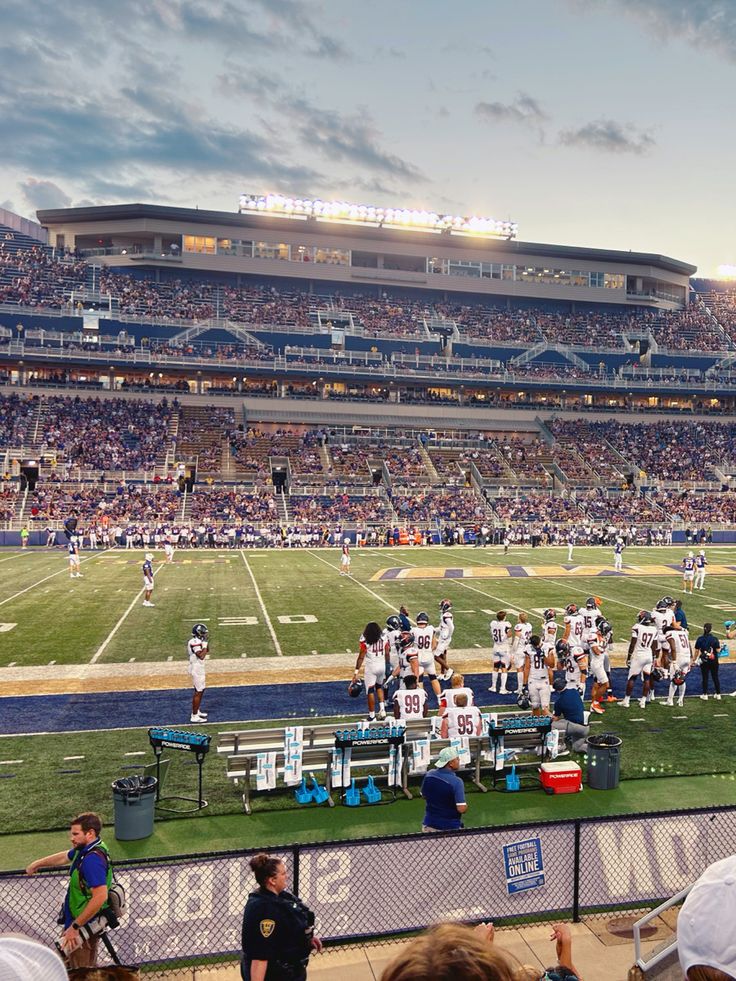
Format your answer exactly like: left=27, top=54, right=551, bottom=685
left=217, top=238, right=253, bottom=256
left=253, top=241, right=289, bottom=260
left=183, top=235, right=216, bottom=254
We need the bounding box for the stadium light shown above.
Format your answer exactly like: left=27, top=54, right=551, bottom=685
left=239, top=193, right=518, bottom=239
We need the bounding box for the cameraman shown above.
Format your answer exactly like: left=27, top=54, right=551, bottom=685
left=26, top=812, right=111, bottom=968
left=241, top=853, right=322, bottom=980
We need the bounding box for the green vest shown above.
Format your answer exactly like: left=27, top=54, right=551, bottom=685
left=68, top=839, right=112, bottom=919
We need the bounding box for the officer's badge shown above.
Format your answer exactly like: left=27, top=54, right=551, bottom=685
left=259, top=919, right=275, bottom=938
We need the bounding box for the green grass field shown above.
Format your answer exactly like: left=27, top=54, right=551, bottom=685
left=3, top=543, right=736, bottom=665
left=2, top=543, right=736, bottom=859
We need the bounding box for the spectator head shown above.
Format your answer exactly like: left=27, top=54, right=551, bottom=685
left=70, top=811, right=102, bottom=836
left=404, top=674, right=418, bottom=690
left=553, top=677, right=567, bottom=693
left=678, top=855, right=736, bottom=980
left=455, top=694, right=469, bottom=708
left=704, top=623, right=713, bottom=635
left=435, top=747, right=460, bottom=770
left=379, top=922, right=523, bottom=981
left=0, top=936, right=67, bottom=980
left=451, top=673, right=465, bottom=689
left=249, top=852, right=286, bottom=889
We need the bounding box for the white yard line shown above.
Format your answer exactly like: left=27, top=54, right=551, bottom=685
left=307, top=549, right=399, bottom=611
left=0, top=553, right=29, bottom=564
left=89, top=562, right=164, bottom=664
left=0, top=549, right=110, bottom=609
left=239, top=551, right=282, bottom=656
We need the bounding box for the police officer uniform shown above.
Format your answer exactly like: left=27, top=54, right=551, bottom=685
left=241, top=887, right=315, bottom=980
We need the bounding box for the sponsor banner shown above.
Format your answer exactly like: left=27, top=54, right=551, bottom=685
left=503, top=837, right=545, bottom=895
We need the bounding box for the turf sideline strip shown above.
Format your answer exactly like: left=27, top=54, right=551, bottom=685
left=89, top=560, right=165, bottom=664
left=239, top=551, right=282, bottom=656
left=0, top=549, right=111, bottom=609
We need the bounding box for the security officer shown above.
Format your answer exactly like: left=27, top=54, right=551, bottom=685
left=241, top=853, right=322, bottom=980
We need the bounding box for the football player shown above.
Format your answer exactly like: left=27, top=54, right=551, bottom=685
left=562, top=603, right=585, bottom=652
left=522, top=634, right=555, bottom=717
left=339, top=538, right=351, bottom=575
left=694, top=550, right=708, bottom=591
left=613, top=537, right=624, bottom=571
left=393, top=674, right=428, bottom=721
left=580, top=597, right=601, bottom=650
left=682, top=551, right=695, bottom=595
left=384, top=614, right=403, bottom=674
left=440, top=693, right=482, bottom=739
left=621, top=612, right=656, bottom=709
left=439, top=673, right=475, bottom=714
left=664, top=623, right=694, bottom=707
left=164, top=538, right=175, bottom=564
left=558, top=638, right=588, bottom=697
left=414, top=611, right=442, bottom=706
left=353, top=621, right=389, bottom=721
left=434, top=598, right=455, bottom=681
left=390, top=630, right=420, bottom=686
left=588, top=624, right=611, bottom=715
left=489, top=611, right=512, bottom=694
left=541, top=609, right=559, bottom=656
left=142, top=552, right=155, bottom=607
left=188, top=623, right=209, bottom=723
left=511, top=613, right=533, bottom=693
left=68, top=535, right=82, bottom=579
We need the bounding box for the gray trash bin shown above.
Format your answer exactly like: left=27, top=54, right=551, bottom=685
left=112, top=775, right=158, bottom=840
left=586, top=734, right=622, bottom=790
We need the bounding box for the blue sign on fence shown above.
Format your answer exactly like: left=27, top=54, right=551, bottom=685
left=503, top=837, right=545, bottom=895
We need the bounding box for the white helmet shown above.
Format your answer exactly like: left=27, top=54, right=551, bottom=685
left=688, top=551, right=694, bottom=558
left=344, top=537, right=350, bottom=544
left=616, top=537, right=623, bottom=543
left=699, top=549, right=705, bottom=556
left=145, top=552, right=153, bottom=561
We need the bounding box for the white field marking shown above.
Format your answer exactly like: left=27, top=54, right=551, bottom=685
left=182, top=618, right=211, bottom=621
left=166, top=656, right=173, bottom=662
left=0, top=548, right=110, bottom=609
left=239, top=551, right=282, bottom=656
left=0, top=553, right=28, bottom=564
left=307, top=549, right=399, bottom=611
left=714, top=714, right=729, bottom=718
left=124, top=751, right=146, bottom=757
left=90, top=562, right=164, bottom=664
left=672, top=716, right=688, bottom=720
left=63, top=756, right=85, bottom=761
left=240, top=653, right=248, bottom=658
left=128, top=658, right=136, bottom=662
left=47, top=661, right=56, bottom=665
left=443, top=576, right=537, bottom=619
left=0, top=760, right=23, bottom=765
left=7, top=662, right=15, bottom=667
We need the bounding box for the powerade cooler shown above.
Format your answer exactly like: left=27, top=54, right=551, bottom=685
left=540, top=760, right=582, bottom=794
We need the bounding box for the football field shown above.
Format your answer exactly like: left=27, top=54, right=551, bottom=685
left=3, top=542, right=736, bottom=669
left=2, top=543, right=736, bottom=850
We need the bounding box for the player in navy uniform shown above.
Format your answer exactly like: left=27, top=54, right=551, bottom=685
left=68, top=536, right=82, bottom=579
left=694, top=550, right=708, bottom=591
left=613, top=537, right=624, bottom=571
left=682, top=552, right=696, bottom=595
left=142, top=552, right=155, bottom=607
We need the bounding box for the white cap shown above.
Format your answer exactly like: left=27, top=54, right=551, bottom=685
left=0, top=937, right=67, bottom=980
left=678, top=854, right=736, bottom=977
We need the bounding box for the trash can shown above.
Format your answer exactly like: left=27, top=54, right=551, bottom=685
left=112, top=776, right=157, bottom=840
left=586, top=734, right=622, bottom=790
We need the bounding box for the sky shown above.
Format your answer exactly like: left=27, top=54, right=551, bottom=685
left=1, top=0, right=735, bottom=276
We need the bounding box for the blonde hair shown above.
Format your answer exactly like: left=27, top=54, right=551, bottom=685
left=451, top=674, right=465, bottom=689
left=380, top=923, right=523, bottom=981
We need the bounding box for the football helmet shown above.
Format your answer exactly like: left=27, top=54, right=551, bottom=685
left=145, top=552, right=153, bottom=562
left=416, top=611, right=429, bottom=625
left=386, top=615, right=402, bottom=631
left=517, top=689, right=531, bottom=710
left=439, top=599, right=452, bottom=613
left=344, top=537, right=350, bottom=545
left=398, top=630, right=415, bottom=652
left=597, top=618, right=612, bottom=639
left=585, top=596, right=599, bottom=610
left=638, top=611, right=654, bottom=625
left=662, top=595, right=675, bottom=608
left=543, top=608, right=556, bottom=622
left=192, top=623, right=209, bottom=641
left=655, top=599, right=668, bottom=612
left=688, top=551, right=694, bottom=558
left=672, top=670, right=686, bottom=687
left=555, top=639, right=570, bottom=659
left=699, top=550, right=705, bottom=556
left=565, top=603, right=578, bottom=616
left=348, top=678, right=365, bottom=698
left=650, top=667, right=665, bottom=683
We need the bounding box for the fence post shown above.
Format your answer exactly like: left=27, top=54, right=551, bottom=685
left=572, top=820, right=581, bottom=923
left=293, top=843, right=301, bottom=896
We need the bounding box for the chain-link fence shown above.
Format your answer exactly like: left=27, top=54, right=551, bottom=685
left=2, top=804, right=735, bottom=973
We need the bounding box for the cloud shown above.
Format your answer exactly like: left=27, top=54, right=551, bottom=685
left=570, top=0, right=736, bottom=62
left=558, top=118, right=655, bottom=154
left=0, top=199, right=17, bottom=213
left=19, top=178, right=71, bottom=210
left=475, top=93, right=548, bottom=126
left=277, top=96, right=427, bottom=182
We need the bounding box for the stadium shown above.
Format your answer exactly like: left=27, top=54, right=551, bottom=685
left=2, top=187, right=736, bottom=979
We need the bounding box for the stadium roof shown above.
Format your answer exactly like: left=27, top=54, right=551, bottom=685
left=37, top=203, right=697, bottom=276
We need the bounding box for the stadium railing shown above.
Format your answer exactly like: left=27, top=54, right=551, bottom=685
left=3, top=803, right=736, bottom=973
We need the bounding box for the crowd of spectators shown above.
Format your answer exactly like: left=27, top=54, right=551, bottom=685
left=177, top=406, right=234, bottom=472
left=392, top=490, right=487, bottom=523
left=291, top=493, right=391, bottom=523
left=39, top=395, right=174, bottom=471
left=0, top=392, right=38, bottom=445
left=187, top=488, right=277, bottom=521
left=490, top=492, right=581, bottom=524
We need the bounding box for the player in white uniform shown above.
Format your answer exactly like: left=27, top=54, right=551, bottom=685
left=142, top=552, right=155, bottom=607
left=522, top=634, right=555, bottom=715
left=414, top=611, right=441, bottom=705
left=164, top=539, right=174, bottom=563
left=562, top=603, right=586, bottom=654
left=694, top=550, right=707, bottom=591
left=439, top=673, right=475, bottom=714
left=588, top=623, right=611, bottom=715
left=509, top=612, right=532, bottom=695
left=541, top=609, right=559, bottom=657
left=393, top=674, right=428, bottom=721
left=353, top=621, right=389, bottom=721
left=188, top=623, right=209, bottom=722
left=440, top=694, right=483, bottom=739
left=682, top=552, right=695, bottom=594
left=557, top=639, right=588, bottom=697
left=580, top=597, right=601, bottom=650
left=650, top=598, right=675, bottom=701
left=489, top=611, right=512, bottom=694
left=339, top=538, right=351, bottom=575
left=621, top=611, right=656, bottom=709
left=391, top=630, right=420, bottom=686
left=434, top=598, right=455, bottom=681
left=383, top=615, right=403, bottom=674
left=664, top=623, right=694, bottom=707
